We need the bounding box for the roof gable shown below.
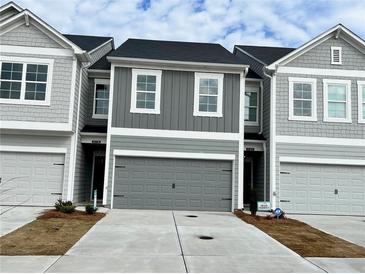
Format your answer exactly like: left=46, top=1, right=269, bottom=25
left=63, top=34, right=113, bottom=52
left=234, top=45, right=295, bottom=65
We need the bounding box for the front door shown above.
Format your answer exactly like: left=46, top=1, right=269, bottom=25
left=92, top=156, right=105, bottom=200
left=244, top=161, right=253, bottom=204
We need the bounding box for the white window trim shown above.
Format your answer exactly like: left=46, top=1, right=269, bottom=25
left=130, top=68, right=162, bottom=114
left=358, top=81, right=365, bottom=124
left=331, top=46, right=342, bottom=65
left=193, top=72, right=224, bottom=117
left=323, top=79, right=352, bottom=123
left=245, top=86, right=259, bottom=126
left=92, top=78, right=110, bottom=119
left=288, top=77, right=317, bottom=121
left=0, top=56, right=53, bottom=106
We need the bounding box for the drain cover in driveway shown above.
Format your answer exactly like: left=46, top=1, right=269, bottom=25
left=199, top=236, right=213, bottom=240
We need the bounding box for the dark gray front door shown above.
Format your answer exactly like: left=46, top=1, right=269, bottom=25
left=113, top=157, right=232, bottom=211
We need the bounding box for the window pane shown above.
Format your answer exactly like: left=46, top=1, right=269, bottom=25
left=363, top=103, right=365, bottom=119
left=328, top=84, right=346, bottom=101
left=0, top=81, right=21, bottom=99
left=25, top=83, right=46, bottom=101
left=294, top=99, right=312, bottom=117
left=293, top=83, right=312, bottom=99
left=362, top=87, right=365, bottom=101
left=95, top=99, right=108, bottom=115
left=26, top=64, right=48, bottom=83
left=199, top=78, right=218, bottom=95
left=328, top=102, right=346, bottom=118
left=1, top=63, right=23, bottom=80
left=245, top=92, right=257, bottom=107
left=136, top=91, right=155, bottom=109
left=96, top=84, right=109, bottom=99
left=137, top=74, right=156, bottom=92
left=199, top=95, right=217, bottom=112
left=248, top=108, right=257, bottom=121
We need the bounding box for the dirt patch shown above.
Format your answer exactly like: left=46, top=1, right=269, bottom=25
left=235, top=210, right=365, bottom=258
left=0, top=210, right=105, bottom=256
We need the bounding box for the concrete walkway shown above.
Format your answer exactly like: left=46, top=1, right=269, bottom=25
left=291, top=214, right=365, bottom=247
left=0, top=206, right=48, bottom=236
left=45, top=210, right=321, bottom=273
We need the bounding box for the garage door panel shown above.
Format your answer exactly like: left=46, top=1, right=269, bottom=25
left=113, top=157, right=232, bottom=211
left=280, top=163, right=365, bottom=216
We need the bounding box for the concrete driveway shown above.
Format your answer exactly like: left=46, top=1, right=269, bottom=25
left=0, top=206, right=47, bottom=236
left=44, top=209, right=322, bottom=273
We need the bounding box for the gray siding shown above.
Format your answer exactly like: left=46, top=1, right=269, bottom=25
left=286, top=37, right=365, bottom=70
left=112, top=67, right=240, bottom=133
left=106, top=135, right=239, bottom=207
left=2, top=23, right=61, bottom=48
left=276, top=74, right=365, bottom=139
left=89, top=40, right=113, bottom=65
left=0, top=133, right=72, bottom=201
left=275, top=142, right=365, bottom=208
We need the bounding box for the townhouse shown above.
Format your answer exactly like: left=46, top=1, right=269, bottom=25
left=0, top=2, right=364, bottom=215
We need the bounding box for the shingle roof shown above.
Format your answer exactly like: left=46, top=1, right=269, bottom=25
left=63, top=34, right=113, bottom=52
left=235, top=45, right=295, bottom=65
left=89, top=50, right=113, bottom=70
left=109, top=38, right=245, bottom=65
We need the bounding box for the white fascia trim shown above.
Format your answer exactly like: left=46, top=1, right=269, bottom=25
left=323, top=79, right=352, bottom=123
left=113, top=149, right=236, bottom=161
left=109, top=127, right=240, bottom=141
left=270, top=73, right=277, bottom=209
left=276, top=135, right=365, bottom=147
left=88, top=39, right=114, bottom=55
left=193, top=72, right=224, bottom=117
left=1, top=45, right=74, bottom=57
left=92, top=78, right=110, bottom=119
left=277, top=66, right=365, bottom=78
left=130, top=68, right=162, bottom=114
left=0, top=2, right=23, bottom=12
left=238, top=71, right=246, bottom=209
left=0, top=56, right=54, bottom=106
left=288, top=77, right=317, bottom=121
left=108, top=56, right=248, bottom=70
left=0, top=121, right=70, bottom=131
left=358, top=81, right=365, bottom=123
left=102, top=63, right=115, bottom=205
left=279, top=156, right=365, bottom=166
left=0, top=145, right=67, bottom=154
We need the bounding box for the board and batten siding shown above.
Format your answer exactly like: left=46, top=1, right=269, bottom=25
left=106, top=135, right=239, bottom=207
left=275, top=142, right=365, bottom=208
left=111, top=67, right=240, bottom=133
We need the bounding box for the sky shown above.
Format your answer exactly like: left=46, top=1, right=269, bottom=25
left=14, top=0, right=365, bottom=51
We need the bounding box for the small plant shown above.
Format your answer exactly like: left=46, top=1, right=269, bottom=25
left=54, top=199, right=76, bottom=213
left=249, top=188, right=258, bottom=216
left=85, top=204, right=98, bottom=215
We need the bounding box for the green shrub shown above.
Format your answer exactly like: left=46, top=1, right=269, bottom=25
left=54, top=199, right=76, bottom=213
left=85, top=204, right=97, bottom=214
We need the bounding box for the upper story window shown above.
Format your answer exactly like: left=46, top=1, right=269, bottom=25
left=0, top=56, right=53, bottom=106
left=130, top=69, right=161, bottom=114
left=93, top=79, right=110, bottom=119
left=288, top=77, right=317, bottom=121
left=358, top=81, right=365, bottom=123
left=193, top=72, right=223, bottom=117
left=245, top=86, right=259, bottom=125
left=323, top=79, right=351, bottom=123
left=331, top=46, right=342, bottom=65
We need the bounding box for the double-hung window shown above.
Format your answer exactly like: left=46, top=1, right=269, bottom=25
left=0, top=56, right=53, bottom=105
left=245, top=86, right=259, bottom=124
left=193, top=72, right=223, bottom=117
left=358, top=81, right=365, bottom=123
left=93, top=79, right=110, bottom=119
left=323, top=79, right=351, bottom=123
left=288, top=77, right=317, bottom=121
left=130, top=69, right=162, bottom=114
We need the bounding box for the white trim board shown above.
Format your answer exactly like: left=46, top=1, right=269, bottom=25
left=358, top=81, right=365, bottom=124
left=276, top=135, right=365, bottom=147
left=113, top=149, right=236, bottom=160
left=277, top=66, right=365, bottom=78
left=279, top=156, right=365, bottom=166
left=0, top=145, right=67, bottom=154
left=1, top=45, right=74, bottom=57
left=109, top=127, right=240, bottom=141
left=0, top=121, right=71, bottom=131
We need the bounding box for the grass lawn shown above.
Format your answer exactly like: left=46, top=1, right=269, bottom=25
left=0, top=209, right=105, bottom=255
left=235, top=210, right=365, bottom=258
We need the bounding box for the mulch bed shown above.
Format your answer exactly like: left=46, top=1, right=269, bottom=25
left=0, top=209, right=105, bottom=256
left=235, top=210, right=365, bottom=258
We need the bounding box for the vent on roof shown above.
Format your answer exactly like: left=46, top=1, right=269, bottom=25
left=331, top=47, right=342, bottom=65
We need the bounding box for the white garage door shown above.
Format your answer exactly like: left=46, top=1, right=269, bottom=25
left=0, top=152, right=65, bottom=206
left=280, top=163, right=365, bottom=216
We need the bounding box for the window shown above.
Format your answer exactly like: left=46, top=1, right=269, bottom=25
left=0, top=57, right=53, bottom=105
left=288, top=77, right=317, bottom=121
left=194, top=72, right=223, bottom=117
left=93, top=79, right=110, bottom=119
left=130, top=69, right=161, bottom=114
left=245, top=87, right=259, bottom=124
left=323, top=79, right=351, bottom=123
left=358, top=81, right=365, bottom=123
left=331, top=47, right=342, bottom=65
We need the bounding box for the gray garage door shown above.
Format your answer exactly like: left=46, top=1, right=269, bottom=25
left=0, top=152, right=64, bottom=206
left=113, top=157, right=232, bottom=211
left=280, top=163, right=365, bottom=216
